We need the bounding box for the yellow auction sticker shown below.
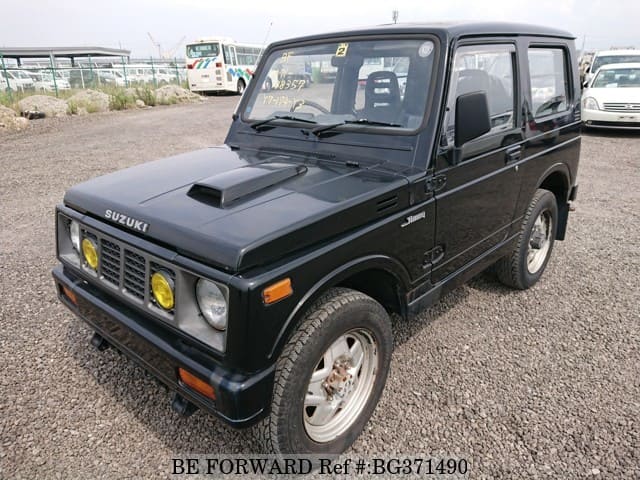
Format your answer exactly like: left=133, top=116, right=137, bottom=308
left=335, top=43, right=349, bottom=57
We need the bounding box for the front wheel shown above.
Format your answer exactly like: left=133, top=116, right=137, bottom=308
left=495, top=188, right=558, bottom=289
left=255, top=288, right=393, bottom=454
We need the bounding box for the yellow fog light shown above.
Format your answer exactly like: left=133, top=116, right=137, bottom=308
left=81, top=238, right=99, bottom=270
left=151, top=271, right=174, bottom=310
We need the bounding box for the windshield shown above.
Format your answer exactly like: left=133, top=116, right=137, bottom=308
left=592, top=55, right=640, bottom=72
left=243, top=38, right=436, bottom=131
left=186, top=43, right=220, bottom=59
left=592, top=67, right=640, bottom=88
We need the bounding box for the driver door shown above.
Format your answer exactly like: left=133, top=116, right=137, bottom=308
left=432, top=41, right=524, bottom=284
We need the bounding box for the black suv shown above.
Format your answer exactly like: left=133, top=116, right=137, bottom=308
left=53, top=22, right=580, bottom=455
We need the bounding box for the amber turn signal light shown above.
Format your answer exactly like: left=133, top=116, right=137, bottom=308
left=178, top=368, right=216, bottom=400
left=61, top=285, right=78, bottom=306
left=262, top=278, right=293, bottom=304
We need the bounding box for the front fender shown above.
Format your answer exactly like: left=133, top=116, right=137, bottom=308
left=267, top=254, right=411, bottom=359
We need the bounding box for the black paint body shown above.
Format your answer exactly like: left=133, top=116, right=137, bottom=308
left=53, top=22, right=581, bottom=426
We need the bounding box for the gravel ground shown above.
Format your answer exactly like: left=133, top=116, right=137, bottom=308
left=1, top=101, right=638, bottom=479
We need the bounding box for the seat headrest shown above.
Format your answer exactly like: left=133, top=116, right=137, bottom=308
left=365, top=71, right=401, bottom=108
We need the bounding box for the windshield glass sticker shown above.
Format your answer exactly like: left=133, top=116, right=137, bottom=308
left=419, top=41, right=434, bottom=58
left=336, top=43, right=349, bottom=57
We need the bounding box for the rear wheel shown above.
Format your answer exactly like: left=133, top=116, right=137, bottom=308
left=495, top=188, right=558, bottom=289
left=255, top=288, right=393, bottom=454
left=237, top=79, right=246, bottom=95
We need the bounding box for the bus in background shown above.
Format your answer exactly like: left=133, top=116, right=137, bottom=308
left=186, top=37, right=262, bottom=94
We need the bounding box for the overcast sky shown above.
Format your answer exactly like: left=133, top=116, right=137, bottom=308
left=2, top=0, right=639, bottom=57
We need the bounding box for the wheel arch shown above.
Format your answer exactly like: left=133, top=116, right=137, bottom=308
left=267, top=255, right=411, bottom=359
left=536, top=163, right=571, bottom=240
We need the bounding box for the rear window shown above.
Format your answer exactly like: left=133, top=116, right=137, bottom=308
left=528, top=48, right=569, bottom=118
left=187, top=43, right=220, bottom=59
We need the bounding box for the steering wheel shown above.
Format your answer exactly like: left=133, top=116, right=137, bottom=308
left=290, top=99, right=329, bottom=114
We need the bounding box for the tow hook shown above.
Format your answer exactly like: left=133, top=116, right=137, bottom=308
left=171, top=393, right=198, bottom=417
left=90, top=332, right=110, bottom=351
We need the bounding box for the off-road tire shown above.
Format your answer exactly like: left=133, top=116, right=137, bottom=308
left=254, top=287, right=393, bottom=454
left=496, top=188, right=558, bottom=289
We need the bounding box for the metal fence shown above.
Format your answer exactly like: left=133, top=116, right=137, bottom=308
left=1, top=55, right=187, bottom=99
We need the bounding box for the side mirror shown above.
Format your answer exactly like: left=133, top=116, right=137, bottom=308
left=455, top=91, right=491, bottom=147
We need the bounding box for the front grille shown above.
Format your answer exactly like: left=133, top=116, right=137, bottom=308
left=100, top=239, right=121, bottom=286
left=123, top=250, right=146, bottom=300
left=602, top=103, right=640, bottom=112
left=79, top=227, right=175, bottom=314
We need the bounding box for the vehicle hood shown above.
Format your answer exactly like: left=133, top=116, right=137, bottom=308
left=64, top=146, right=412, bottom=271
left=584, top=87, right=640, bottom=104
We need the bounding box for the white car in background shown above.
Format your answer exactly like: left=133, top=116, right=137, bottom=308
left=583, top=50, right=640, bottom=86
left=29, top=71, right=71, bottom=92
left=1, top=70, right=20, bottom=91
left=97, top=69, right=127, bottom=87
left=156, top=67, right=179, bottom=84
left=582, top=63, right=640, bottom=130
left=3, top=70, right=35, bottom=91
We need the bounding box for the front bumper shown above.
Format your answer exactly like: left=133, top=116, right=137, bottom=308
left=52, top=265, right=274, bottom=428
left=582, top=108, right=640, bottom=129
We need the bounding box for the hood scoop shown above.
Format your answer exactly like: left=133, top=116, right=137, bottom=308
left=188, top=160, right=307, bottom=208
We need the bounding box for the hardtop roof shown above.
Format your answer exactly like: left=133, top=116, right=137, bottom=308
left=268, top=21, right=574, bottom=48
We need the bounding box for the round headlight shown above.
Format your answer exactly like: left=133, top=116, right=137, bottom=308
left=196, top=279, right=228, bottom=331
left=81, top=238, right=99, bottom=270
left=151, top=271, right=175, bottom=310
left=69, top=220, right=80, bottom=252
left=583, top=96, right=599, bottom=111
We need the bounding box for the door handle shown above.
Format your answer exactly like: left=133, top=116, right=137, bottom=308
left=505, top=146, right=521, bottom=164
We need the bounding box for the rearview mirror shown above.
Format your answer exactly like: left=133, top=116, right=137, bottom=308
left=455, top=91, right=491, bottom=147
left=331, top=56, right=345, bottom=67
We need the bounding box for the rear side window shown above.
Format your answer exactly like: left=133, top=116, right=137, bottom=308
left=528, top=48, right=569, bottom=118
left=223, top=45, right=236, bottom=66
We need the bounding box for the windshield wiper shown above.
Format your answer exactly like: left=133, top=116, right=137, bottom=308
left=250, top=115, right=317, bottom=131
left=311, top=118, right=402, bottom=137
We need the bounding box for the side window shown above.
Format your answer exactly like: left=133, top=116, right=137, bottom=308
left=528, top=47, right=569, bottom=118
left=444, top=44, right=516, bottom=147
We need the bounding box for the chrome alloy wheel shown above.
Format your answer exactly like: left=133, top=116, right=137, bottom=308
left=303, top=329, right=378, bottom=443
left=527, top=210, right=552, bottom=274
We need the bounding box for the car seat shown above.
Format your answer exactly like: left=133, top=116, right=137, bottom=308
left=362, top=71, right=402, bottom=123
